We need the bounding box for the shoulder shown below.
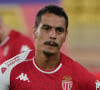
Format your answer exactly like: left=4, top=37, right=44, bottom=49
left=10, top=50, right=35, bottom=72
left=0, top=50, right=33, bottom=74
left=14, top=30, right=31, bottom=41
left=61, top=53, right=92, bottom=74
left=10, top=30, right=33, bottom=43
left=61, top=53, right=90, bottom=74
left=61, top=53, right=78, bottom=66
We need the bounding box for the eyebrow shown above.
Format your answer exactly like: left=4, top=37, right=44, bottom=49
left=42, top=24, right=52, bottom=28
left=42, top=24, right=64, bottom=29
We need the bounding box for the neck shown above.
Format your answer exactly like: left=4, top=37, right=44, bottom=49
left=35, top=50, right=61, bottom=70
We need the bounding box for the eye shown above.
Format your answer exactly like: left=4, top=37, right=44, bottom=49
left=42, top=25, right=52, bottom=31
left=56, top=27, right=64, bottom=33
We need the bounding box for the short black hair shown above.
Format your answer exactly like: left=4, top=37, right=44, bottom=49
left=35, top=5, right=68, bottom=31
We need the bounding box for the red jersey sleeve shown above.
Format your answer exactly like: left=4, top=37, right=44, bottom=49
left=74, top=61, right=99, bottom=90
left=9, top=30, right=35, bottom=58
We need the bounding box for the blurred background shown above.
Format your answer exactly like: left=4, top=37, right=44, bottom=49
left=0, top=0, right=100, bottom=80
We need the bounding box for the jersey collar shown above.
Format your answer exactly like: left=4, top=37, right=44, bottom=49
left=33, top=57, right=62, bottom=74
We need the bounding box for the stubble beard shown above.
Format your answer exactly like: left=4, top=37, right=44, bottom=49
left=43, top=50, right=55, bottom=57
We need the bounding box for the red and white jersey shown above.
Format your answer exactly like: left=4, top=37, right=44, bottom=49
left=0, top=50, right=34, bottom=90
left=0, top=50, right=100, bottom=90
left=0, top=30, right=35, bottom=65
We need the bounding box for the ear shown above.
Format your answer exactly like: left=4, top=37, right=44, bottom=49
left=64, top=30, right=68, bottom=42
left=32, top=25, right=37, bottom=38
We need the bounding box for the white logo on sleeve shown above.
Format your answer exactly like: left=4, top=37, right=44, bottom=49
left=95, top=80, right=100, bottom=90
left=16, top=73, right=30, bottom=82
left=20, top=45, right=30, bottom=53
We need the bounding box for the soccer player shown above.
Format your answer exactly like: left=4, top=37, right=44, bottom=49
left=0, top=5, right=100, bottom=90
left=0, top=17, right=35, bottom=65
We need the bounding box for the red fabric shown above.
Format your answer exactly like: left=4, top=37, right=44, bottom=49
left=10, top=51, right=97, bottom=90
left=95, top=73, right=100, bottom=81
left=0, top=48, right=4, bottom=61
left=92, top=72, right=100, bottom=81
left=0, top=30, right=35, bottom=65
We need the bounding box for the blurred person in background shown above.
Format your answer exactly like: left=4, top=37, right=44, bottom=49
left=0, top=16, right=35, bottom=65
left=0, top=5, right=100, bottom=90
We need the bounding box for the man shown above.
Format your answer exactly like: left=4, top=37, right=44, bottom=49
left=0, top=17, right=35, bottom=65
left=0, top=5, right=100, bottom=90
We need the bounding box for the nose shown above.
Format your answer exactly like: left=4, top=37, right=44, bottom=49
left=49, top=28, right=56, bottom=40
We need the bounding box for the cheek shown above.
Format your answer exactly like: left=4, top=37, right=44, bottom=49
left=39, top=32, right=48, bottom=40
left=57, top=40, right=64, bottom=50
left=36, top=33, right=46, bottom=44
left=58, top=35, right=66, bottom=45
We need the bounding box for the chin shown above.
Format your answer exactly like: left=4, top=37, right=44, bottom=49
left=43, top=50, right=56, bottom=56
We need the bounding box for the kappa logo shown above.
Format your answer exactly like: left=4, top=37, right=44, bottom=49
left=62, top=75, right=73, bottom=90
left=1, top=67, right=7, bottom=74
left=16, top=73, right=30, bottom=82
left=95, top=80, right=100, bottom=90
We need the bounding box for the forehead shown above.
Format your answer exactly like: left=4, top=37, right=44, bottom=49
left=40, top=13, right=66, bottom=28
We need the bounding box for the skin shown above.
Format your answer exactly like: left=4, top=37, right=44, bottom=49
left=0, top=19, right=11, bottom=43
left=33, top=13, right=68, bottom=70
